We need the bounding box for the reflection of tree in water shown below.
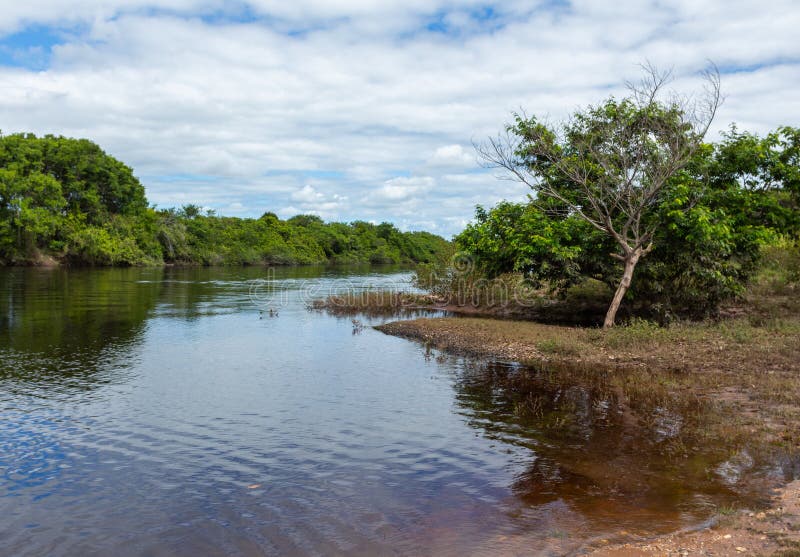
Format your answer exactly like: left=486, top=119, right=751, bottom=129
left=0, top=264, right=408, bottom=389
left=0, top=268, right=169, bottom=493
left=0, top=268, right=162, bottom=392
left=452, top=360, right=795, bottom=534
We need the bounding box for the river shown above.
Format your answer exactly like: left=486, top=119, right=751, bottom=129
left=0, top=266, right=793, bottom=556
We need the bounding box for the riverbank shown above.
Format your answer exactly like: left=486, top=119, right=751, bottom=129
left=385, top=315, right=799, bottom=440
left=375, top=312, right=800, bottom=554
left=590, top=479, right=800, bottom=556
left=375, top=314, right=800, bottom=376
left=377, top=313, right=800, bottom=442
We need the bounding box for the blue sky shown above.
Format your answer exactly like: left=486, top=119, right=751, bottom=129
left=0, top=0, right=798, bottom=236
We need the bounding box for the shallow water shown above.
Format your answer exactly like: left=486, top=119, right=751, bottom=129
left=0, top=266, right=795, bottom=556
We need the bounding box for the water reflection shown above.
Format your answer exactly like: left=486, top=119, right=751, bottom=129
left=0, top=268, right=161, bottom=395
left=452, top=359, right=796, bottom=539
left=0, top=265, right=411, bottom=390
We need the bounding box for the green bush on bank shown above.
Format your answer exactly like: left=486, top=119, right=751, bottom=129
left=448, top=126, right=800, bottom=321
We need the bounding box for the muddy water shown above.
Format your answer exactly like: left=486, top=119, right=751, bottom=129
left=0, top=267, right=795, bottom=556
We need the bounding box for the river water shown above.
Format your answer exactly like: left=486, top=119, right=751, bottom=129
left=0, top=266, right=795, bottom=556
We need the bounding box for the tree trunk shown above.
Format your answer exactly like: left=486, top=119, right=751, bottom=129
left=603, top=250, right=642, bottom=328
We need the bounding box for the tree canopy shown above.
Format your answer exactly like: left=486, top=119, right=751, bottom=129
left=460, top=124, right=799, bottom=322
left=479, top=66, right=722, bottom=326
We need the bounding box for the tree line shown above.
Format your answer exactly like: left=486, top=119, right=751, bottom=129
left=0, top=133, right=450, bottom=267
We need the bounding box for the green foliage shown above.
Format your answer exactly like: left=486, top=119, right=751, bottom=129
left=758, top=237, right=800, bottom=288
left=0, top=133, right=146, bottom=223
left=65, top=224, right=143, bottom=266
left=0, top=167, right=65, bottom=259
left=708, top=125, right=800, bottom=235
left=0, top=132, right=450, bottom=266
left=454, top=126, right=799, bottom=320
left=631, top=167, right=771, bottom=319
left=455, top=201, right=586, bottom=288
left=150, top=213, right=449, bottom=267
left=510, top=97, right=698, bottom=213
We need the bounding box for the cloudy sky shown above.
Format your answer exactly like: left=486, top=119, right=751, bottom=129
left=0, top=1, right=798, bottom=236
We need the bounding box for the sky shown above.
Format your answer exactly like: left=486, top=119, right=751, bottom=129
left=0, top=1, right=798, bottom=237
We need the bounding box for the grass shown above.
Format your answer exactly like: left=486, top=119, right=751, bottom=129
left=535, top=338, right=582, bottom=357
left=309, top=291, right=440, bottom=315
left=716, top=503, right=739, bottom=516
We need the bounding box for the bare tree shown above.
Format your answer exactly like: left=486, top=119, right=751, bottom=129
left=478, top=63, right=722, bottom=327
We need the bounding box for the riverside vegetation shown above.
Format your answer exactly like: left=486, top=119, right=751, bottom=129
left=319, top=120, right=800, bottom=325
left=320, top=74, right=800, bottom=554
left=0, top=133, right=449, bottom=267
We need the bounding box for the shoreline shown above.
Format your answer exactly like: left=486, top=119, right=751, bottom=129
left=0, top=260, right=418, bottom=270
left=375, top=315, right=800, bottom=555
left=590, top=480, right=800, bottom=556
left=375, top=315, right=800, bottom=375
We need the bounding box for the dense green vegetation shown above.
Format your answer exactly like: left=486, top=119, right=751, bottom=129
left=0, top=133, right=449, bottom=266
left=451, top=125, right=799, bottom=321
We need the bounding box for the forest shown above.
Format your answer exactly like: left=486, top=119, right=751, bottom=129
left=0, top=133, right=450, bottom=266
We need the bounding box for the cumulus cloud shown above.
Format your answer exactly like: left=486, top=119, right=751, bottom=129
left=0, top=1, right=797, bottom=235
left=373, top=176, right=435, bottom=201
left=427, top=144, right=475, bottom=168
left=286, top=184, right=348, bottom=218
left=291, top=185, right=324, bottom=204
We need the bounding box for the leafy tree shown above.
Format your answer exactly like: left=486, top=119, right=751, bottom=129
left=628, top=159, right=769, bottom=320
left=455, top=201, right=585, bottom=287
left=708, top=126, right=800, bottom=236
left=0, top=168, right=65, bottom=260
left=180, top=204, right=202, bottom=219
left=460, top=125, right=796, bottom=321
left=287, top=214, right=324, bottom=227
left=479, top=65, right=722, bottom=327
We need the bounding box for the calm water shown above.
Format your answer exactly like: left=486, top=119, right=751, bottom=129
left=0, top=267, right=796, bottom=556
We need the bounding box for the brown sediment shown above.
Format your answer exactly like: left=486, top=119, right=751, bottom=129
left=587, top=480, right=800, bottom=556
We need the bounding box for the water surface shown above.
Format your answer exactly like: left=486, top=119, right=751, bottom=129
left=0, top=267, right=794, bottom=556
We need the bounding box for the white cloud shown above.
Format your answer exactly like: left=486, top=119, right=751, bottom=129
left=291, top=185, right=324, bottom=203
left=428, top=144, right=474, bottom=168
left=276, top=205, right=300, bottom=218
left=373, top=176, right=435, bottom=201
left=286, top=184, right=348, bottom=218
left=0, top=1, right=797, bottom=235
